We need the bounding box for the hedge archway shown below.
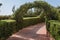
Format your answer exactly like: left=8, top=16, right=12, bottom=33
left=14, top=1, right=58, bottom=27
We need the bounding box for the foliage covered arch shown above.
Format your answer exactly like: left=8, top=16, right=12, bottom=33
left=14, top=1, right=58, bottom=27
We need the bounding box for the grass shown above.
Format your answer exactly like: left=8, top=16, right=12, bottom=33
left=1, top=19, right=15, bottom=22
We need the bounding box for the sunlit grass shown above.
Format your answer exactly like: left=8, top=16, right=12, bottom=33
left=1, top=19, right=15, bottom=22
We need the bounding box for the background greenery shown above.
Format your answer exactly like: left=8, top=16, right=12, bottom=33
left=0, top=1, right=60, bottom=40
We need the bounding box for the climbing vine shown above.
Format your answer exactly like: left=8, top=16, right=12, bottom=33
left=14, top=1, right=58, bottom=27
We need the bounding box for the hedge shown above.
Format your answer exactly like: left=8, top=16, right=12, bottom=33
left=0, top=20, right=17, bottom=40
left=0, top=17, right=43, bottom=40
left=0, top=16, right=10, bottom=20
left=47, top=20, right=60, bottom=40
left=23, top=17, right=43, bottom=27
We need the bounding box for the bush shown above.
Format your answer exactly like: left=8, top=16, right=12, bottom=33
left=23, top=17, right=44, bottom=27
left=0, top=16, right=10, bottom=20
left=0, top=17, right=44, bottom=40
left=0, top=20, right=17, bottom=40
left=47, top=20, right=60, bottom=40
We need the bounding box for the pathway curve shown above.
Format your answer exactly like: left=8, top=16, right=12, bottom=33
left=7, top=23, right=54, bottom=40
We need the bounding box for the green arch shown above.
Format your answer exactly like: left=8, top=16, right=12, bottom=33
left=14, top=1, right=58, bottom=27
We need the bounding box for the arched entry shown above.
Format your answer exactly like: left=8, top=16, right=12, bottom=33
left=14, top=1, right=58, bottom=27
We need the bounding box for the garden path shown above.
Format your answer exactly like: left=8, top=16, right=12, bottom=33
left=7, top=23, right=54, bottom=40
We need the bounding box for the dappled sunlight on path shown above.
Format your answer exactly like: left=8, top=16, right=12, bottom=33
left=36, top=25, right=46, bottom=35
left=7, top=23, right=54, bottom=40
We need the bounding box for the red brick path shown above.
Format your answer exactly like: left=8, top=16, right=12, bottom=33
left=7, top=23, right=55, bottom=40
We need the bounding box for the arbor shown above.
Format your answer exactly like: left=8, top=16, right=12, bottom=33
left=14, top=1, right=58, bottom=28
left=12, top=5, right=15, bottom=13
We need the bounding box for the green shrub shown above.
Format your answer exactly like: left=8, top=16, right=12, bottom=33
left=23, top=17, right=43, bottom=27
left=47, top=20, right=60, bottom=40
left=0, top=16, right=10, bottom=20
left=15, top=17, right=43, bottom=30
left=0, top=20, right=17, bottom=40
left=0, top=17, right=44, bottom=40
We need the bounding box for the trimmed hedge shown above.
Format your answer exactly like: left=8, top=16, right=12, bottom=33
left=0, top=20, right=17, bottom=40
left=0, top=17, right=43, bottom=40
left=23, top=17, right=42, bottom=27
left=47, top=20, right=60, bottom=40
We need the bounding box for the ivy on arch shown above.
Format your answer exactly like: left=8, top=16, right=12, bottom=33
left=14, top=1, right=58, bottom=27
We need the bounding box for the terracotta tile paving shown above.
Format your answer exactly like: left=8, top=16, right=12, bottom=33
left=7, top=23, right=55, bottom=40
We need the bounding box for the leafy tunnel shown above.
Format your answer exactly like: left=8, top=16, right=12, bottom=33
left=14, top=1, right=59, bottom=28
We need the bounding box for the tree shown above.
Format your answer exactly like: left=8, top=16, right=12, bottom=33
left=57, top=6, right=60, bottom=9
left=0, top=3, right=2, bottom=12
left=0, top=3, right=2, bottom=7
left=12, top=5, right=15, bottom=13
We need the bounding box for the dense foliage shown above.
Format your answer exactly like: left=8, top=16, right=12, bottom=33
left=0, top=1, right=60, bottom=40
left=0, top=20, right=16, bottom=40
left=14, top=1, right=58, bottom=27
left=14, top=1, right=60, bottom=40
left=0, top=17, right=42, bottom=40
left=47, top=20, right=60, bottom=40
left=0, top=16, right=11, bottom=20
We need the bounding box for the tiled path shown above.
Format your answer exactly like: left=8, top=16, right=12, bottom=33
left=7, top=23, right=54, bottom=40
